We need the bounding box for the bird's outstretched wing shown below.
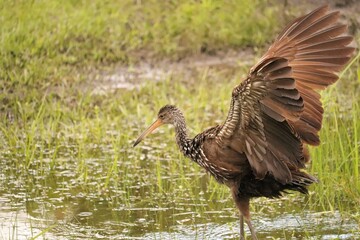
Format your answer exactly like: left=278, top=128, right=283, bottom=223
left=215, top=5, right=354, bottom=183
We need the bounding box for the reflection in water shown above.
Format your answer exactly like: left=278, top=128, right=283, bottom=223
left=1, top=170, right=359, bottom=240
left=0, top=207, right=61, bottom=240
left=1, top=205, right=357, bottom=239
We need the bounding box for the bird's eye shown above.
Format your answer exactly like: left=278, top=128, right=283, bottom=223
left=159, top=114, right=164, bottom=119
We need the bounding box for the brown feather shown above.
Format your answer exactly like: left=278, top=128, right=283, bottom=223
left=215, top=5, right=354, bottom=184
left=298, top=36, right=353, bottom=51
left=277, top=5, right=329, bottom=40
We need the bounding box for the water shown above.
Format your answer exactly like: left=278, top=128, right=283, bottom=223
left=0, top=146, right=359, bottom=239
left=0, top=193, right=358, bottom=239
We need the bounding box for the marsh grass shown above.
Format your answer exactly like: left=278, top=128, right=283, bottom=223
left=1, top=0, right=360, bottom=238
left=1, top=56, right=359, bottom=238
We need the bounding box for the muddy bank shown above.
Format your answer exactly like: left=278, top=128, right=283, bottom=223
left=85, top=1, right=359, bottom=94
left=86, top=48, right=254, bottom=94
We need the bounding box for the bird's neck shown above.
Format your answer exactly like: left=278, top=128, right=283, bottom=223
left=174, top=115, right=191, bottom=155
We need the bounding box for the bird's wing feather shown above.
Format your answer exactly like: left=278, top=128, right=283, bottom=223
left=215, top=5, right=354, bottom=183
left=253, top=5, right=354, bottom=145
left=216, top=58, right=304, bottom=183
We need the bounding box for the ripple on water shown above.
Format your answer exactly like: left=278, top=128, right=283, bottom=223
left=136, top=210, right=359, bottom=240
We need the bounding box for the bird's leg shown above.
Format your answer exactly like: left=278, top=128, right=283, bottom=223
left=231, top=188, right=258, bottom=240
left=238, top=198, right=258, bottom=240
left=240, top=214, right=245, bottom=240
left=244, top=217, right=257, bottom=240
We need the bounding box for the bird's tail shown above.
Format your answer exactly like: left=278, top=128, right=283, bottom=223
left=287, top=171, right=318, bottom=194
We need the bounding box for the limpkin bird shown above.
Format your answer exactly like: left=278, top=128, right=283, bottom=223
left=133, top=5, right=354, bottom=239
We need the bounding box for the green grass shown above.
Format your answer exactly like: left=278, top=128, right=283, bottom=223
left=0, top=0, right=277, bottom=113
left=309, top=52, right=360, bottom=211
left=0, top=0, right=359, bottom=238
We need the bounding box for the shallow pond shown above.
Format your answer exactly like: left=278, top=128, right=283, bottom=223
left=0, top=136, right=359, bottom=240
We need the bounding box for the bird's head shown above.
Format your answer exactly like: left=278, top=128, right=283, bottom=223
left=133, top=105, right=179, bottom=147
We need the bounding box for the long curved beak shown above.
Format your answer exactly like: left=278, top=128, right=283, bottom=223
left=133, top=118, right=163, bottom=147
